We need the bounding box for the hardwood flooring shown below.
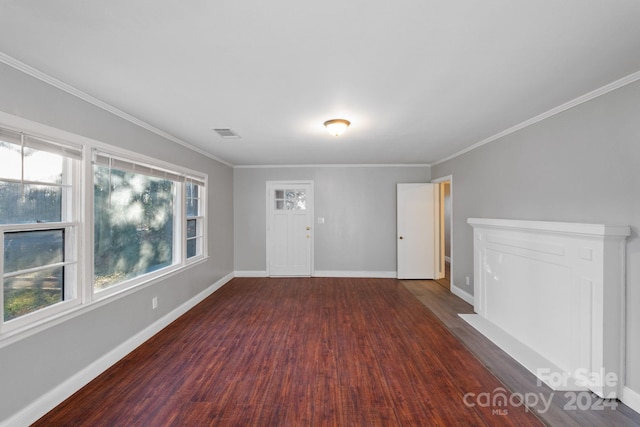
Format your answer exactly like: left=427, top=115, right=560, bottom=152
left=434, top=261, right=451, bottom=290
left=33, top=277, right=542, bottom=426
left=402, top=279, right=640, bottom=427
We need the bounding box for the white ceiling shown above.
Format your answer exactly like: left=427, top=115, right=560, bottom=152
left=1, top=1, right=640, bottom=166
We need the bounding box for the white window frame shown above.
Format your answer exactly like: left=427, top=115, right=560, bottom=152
left=0, top=131, right=83, bottom=333
left=90, top=150, right=208, bottom=300
left=185, top=177, right=206, bottom=262
left=0, top=113, right=208, bottom=342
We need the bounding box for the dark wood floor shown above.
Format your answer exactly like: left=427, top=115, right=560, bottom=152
left=34, top=277, right=542, bottom=426
left=402, top=279, right=640, bottom=427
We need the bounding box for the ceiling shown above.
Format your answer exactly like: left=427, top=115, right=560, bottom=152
left=1, top=1, right=640, bottom=166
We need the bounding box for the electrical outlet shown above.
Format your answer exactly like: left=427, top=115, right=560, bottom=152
left=152, top=296, right=158, bottom=310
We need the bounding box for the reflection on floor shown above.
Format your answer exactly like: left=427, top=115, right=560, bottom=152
left=401, top=279, right=640, bottom=426
left=435, top=260, right=450, bottom=290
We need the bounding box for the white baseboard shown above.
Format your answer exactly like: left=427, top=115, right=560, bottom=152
left=313, top=270, right=397, bottom=278
left=235, top=271, right=398, bottom=279
left=450, top=284, right=474, bottom=305
left=459, top=314, right=588, bottom=392
left=2, top=272, right=234, bottom=427
left=623, top=386, right=640, bottom=415
left=234, top=270, right=268, bottom=277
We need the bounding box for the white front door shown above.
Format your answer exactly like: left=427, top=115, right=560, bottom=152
left=267, top=182, right=313, bottom=276
left=397, top=183, right=439, bottom=279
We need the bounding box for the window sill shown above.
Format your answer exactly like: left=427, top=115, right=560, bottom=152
left=0, top=255, right=209, bottom=350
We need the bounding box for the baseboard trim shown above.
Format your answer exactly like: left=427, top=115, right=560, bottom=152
left=2, top=272, right=234, bottom=427
left=234, top=270, right=268, bottom=277
left=450, top=284, right=474, bottom=305
left=459, top=314, right=588, bottom=392
left=623, top=386, right=640, bottom=415
left=234, top=271, right=398, bottom=279
left=313, top=270, right=397, bottom=278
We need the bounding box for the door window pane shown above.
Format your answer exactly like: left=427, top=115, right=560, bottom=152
left=287, top=189, right=306, bottom=210
left=274, top=189, right=306, bottom=210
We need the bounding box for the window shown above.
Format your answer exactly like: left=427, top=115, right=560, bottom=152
left=93, top=152, right=206, bottom=294
left=186, top=179, right=205, bottom=259
left=0, top=121, right=206, bottom=335
left=0, top=128, right=81, bottom=328
left=94, top=153, right=177, bottom=292
left=274, top=189, right=307, bottom=210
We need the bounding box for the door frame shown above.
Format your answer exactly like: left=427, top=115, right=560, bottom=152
left=265, top=180, right=314, bottom=276
left=431, top=175, right=453, bottom=287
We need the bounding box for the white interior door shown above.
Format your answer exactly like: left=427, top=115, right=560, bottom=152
left=397, top=183, right=439, bottom=279
left=267, top=182, right=313, bottom=276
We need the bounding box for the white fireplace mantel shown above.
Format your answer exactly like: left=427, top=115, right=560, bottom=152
left=464, top=218, right=630, bottom=398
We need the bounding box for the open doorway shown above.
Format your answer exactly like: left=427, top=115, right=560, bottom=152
left=432, top=176, right=452, bottom=290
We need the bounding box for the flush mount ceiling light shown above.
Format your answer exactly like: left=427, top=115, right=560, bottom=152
left=324, top=119, right=350, bottom=136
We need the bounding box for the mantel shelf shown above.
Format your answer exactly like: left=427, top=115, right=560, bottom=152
left=467, top=218, right=630, bottom=238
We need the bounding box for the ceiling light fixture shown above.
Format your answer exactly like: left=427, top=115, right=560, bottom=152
left=324, top=119, right=350, bottom=136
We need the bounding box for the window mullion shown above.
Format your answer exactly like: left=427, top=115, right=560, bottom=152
left=178, top=179, right=186, bottom=264
left=0, top=222, right=77, bottom=232
left=3, top=260, right=74, bottom=279
left=0, top=230, right=4, bottom=330
left=201, top=179, right=207, bottom=258
left=62, top=157, right=71, bottom=222
left=0, top=177, right=72, bottom=188
left=20, top=132, right=25, bottom=199
left=82, top=145, right=94, bottom=304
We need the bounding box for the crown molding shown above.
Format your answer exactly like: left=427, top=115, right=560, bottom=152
left=432, top=70, right=640, bottom=167
left=6, top=50, right=637, bottom=171
left=0, top=52, right=234, bottom=168
left=234, top=163, right=431, bottom=169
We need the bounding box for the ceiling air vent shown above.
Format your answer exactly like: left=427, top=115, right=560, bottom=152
left=213, top=128, right=240, bottom=139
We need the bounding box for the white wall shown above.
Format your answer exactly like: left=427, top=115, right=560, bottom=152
left=432, top=79, right=640, bottom=398
left=0, top=62, right=234, bottom=422
left=234, top=166, right=431, bottom=275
